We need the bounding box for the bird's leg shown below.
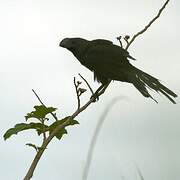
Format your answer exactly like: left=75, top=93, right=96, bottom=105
left=95, top=84, right=105, bottom=94
left=90, top=80, right=111, bottom=102
left=97, top=81, right=111, bottom=96
left=90, top=84, right=104, bottom=102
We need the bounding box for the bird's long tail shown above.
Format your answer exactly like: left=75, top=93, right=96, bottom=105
left=132, top=68, right=177, bottom=104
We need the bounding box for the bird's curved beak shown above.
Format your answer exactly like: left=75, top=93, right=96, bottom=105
left=59, top=38, right=70, bottom=48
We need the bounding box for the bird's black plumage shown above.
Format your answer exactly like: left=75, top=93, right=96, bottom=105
left=60, top=37, right=177, bottom=103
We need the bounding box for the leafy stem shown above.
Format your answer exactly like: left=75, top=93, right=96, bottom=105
left=23, top=86, right=105, bottom=180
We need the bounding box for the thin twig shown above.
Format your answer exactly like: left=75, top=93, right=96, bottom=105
left=123, top=37, right=129, bottom=47
left=125, top=0, right=170, bottom=50
left=97, top=80, right=111, bottom=97
left=74, top=77, right=81, bottom=110
left=79, top=73, right=94, bottom=95
left=42, top=132, right=46, bottom=141
left=116, top=36, right=123, bottom=48
left=42, top=119, right=47, bottom=141
left=32, top=89, right=46, bottom=106
left=32, top=89, right=58, bottom=121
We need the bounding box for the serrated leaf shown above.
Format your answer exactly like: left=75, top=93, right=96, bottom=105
left=55, top=128, right=68, bottom=140
left=49, top=118, right=79, bottom=130
left=26, top=143, right=39, bottom=152
left=48, top=117, right=79, bottom=140
left=25, top=105, right=57, bottom=121
left=3, top=123, right=48, bottom=140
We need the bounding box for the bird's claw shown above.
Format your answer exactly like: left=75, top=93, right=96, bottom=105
left=90, top=93, right=99, bottom=102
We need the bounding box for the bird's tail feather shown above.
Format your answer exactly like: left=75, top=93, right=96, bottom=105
left=133, top=68, right=177, bottom=104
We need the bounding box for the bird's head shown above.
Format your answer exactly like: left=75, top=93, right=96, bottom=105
left=59, top=38, right=88, bottom=51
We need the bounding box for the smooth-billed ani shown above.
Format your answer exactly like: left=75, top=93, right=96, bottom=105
left=59, top=37, right=177, bottom=103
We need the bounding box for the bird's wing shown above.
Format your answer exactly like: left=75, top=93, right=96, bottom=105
left=83, top=43, right=130, bottom=67
left=91, top=39, right=113, bottom=45
left=90, top=39, right=136, bottom=60
left=82, top=43, right=133, bottom=82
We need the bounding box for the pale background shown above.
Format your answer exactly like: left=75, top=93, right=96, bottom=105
left=0, top=0, right=180, bottom=180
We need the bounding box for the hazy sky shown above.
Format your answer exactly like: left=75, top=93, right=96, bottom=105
left=0, top=0, right=180, bottom=180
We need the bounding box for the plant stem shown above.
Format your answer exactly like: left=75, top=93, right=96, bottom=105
left=125, top=0, right=170, bottom=50
left=23, top=89, right=102, bottom=179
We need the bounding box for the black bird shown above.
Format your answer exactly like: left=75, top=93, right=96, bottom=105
left=59, top=37, right=177, bottom=103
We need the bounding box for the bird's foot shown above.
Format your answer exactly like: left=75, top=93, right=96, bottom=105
left=90, top=93, right=99, bottom=102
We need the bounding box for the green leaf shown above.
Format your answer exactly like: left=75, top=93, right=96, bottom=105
left=3, top=123, right=48, bottom=140
left=48, top=117, right=79, bottom=140
left=49, top=117, right=79, bottom=129
left=55, top=128, right=68, bottom=140
left=25, top=105, right=57, bottom=121
left=26, top=143, right=39, bottom=152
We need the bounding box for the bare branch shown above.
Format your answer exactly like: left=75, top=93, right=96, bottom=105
left=123, top=35, right=130, bottom=47
left=79, top=73, right=94, bottom=95
left=125, top=0, right=170, bottom=50
left=42, top=132, right=46, bottom=141
left=74, top=77, right=81, bottom=110
left=32, top=89, right=58, bottom=121
left=116, top=36, right=123, bottom=48
left=42, top=119, right=47, bottom=141
left=32, top=89, right=46, bottom=106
